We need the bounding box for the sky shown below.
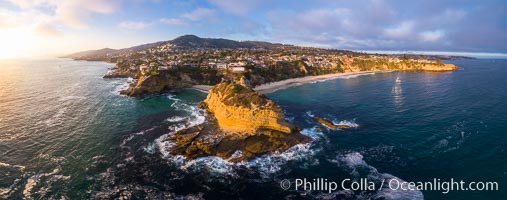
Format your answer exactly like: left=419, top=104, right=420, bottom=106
left=0, top=0, right=506, bottom=59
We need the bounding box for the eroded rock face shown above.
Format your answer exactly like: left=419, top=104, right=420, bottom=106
left=164, top=82, right=310, bottom=161
left=120, top=74, right=194, bottom=96
left=166, top=121, right=309, bottom=161
left=417, top=63, right=458, bottom=71
left=311, top=117, right=351, bottom=129
left=199, top=82, right=296, bottom=134
left=395, top=63, right=459, bottom=71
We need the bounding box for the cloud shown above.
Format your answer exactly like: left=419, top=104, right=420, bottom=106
left=384, top=21, right=415, bottom=39
left=207, top=0, right=268, bottom=15
left=420, top=30, right=445, bottom=42
left=263, top=0, right=504, bottom=52
left=6, top=0, right=120, bottom=29
left=159, top=18, right=187, bottom=26
left=119, top=21, right=152, bottom=30
left=4, top=0, right=507, bottom=54
left=442, top=9, right=466, bottom=22
left=6, top=0, right=49, bottom=9
left=0, top=9, right=17, bottom=29
left=33, top=23, right=62, bottom=36
left=182, top=8, right=216, bottom=21
left=55, top=0, right=120, bottom=29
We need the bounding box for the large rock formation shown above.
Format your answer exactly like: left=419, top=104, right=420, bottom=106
left=200, top=82, right=295, bottom=134
left=417, top=63, right=458, bottom=71
left=394, top=62, right=458, bottom=71
left=120, top=73, right=195, bottom=96
left=163, top=82, right=309, bottom=161
left=311, top=117, right=351, bottom=129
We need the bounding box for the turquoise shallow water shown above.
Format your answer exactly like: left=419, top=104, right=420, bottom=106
left=0, top=58, right=506, bottom=199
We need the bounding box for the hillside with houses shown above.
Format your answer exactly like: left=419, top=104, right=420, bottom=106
left=67, top=35, right=464, bottom=96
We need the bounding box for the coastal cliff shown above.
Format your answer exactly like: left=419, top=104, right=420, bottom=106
left=120, top=73, right=195, bottom=96
left=162, top=82, right=309, bottom=161
left=91, top=36, right=462, bottom=96
left=199, top=82, right=295, bottom=134
left=416, top=63, right=458, bottom=71
left=116, top=62, right=458, bottom=96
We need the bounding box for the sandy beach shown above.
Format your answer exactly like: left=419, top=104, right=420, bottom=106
left=190, top=70, right=394, bottom=94
left=254, top=70, right=393, bottom=94
left=191, top=85, right=212, bottom=93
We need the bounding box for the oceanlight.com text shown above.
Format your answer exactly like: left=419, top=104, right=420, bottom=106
left=280, top=178, right=499, bottom=194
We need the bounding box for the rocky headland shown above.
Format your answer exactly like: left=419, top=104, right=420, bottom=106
left=80, top=35, right=461, bottom=161
left=311, top=117, right=352, bottom=129
left=113, top=61, right=458, bottom=96
left=119, top=73, right=196, bottom=96
left=82, top=35, right=462, bottom=97
left=161, top=82, right=310, bottom=161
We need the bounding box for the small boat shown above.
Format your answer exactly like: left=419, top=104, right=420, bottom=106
left=395, top=77, right=401, bottom=83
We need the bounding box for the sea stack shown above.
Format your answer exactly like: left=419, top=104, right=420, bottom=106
left=165, top=81, right=310, bottom=161
left=200, top=82, right=295, bottom=134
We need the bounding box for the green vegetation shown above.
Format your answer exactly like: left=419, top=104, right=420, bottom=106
left=150, top=70, right=159, bottom=76
left=243, top=60, right=344, bottom=86
left=212, top=82, right=269, bottom=108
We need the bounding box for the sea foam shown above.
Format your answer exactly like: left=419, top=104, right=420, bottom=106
left=328, top=152, right=424, bottom=200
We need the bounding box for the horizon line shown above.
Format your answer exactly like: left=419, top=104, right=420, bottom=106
left=2, top=49, right=507, bottom=61
left=356, top=50, right=507, bottom=59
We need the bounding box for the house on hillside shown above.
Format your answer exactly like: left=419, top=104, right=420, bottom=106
left=231, top=66, right=245, bottom=73
left=217, top=62, right=227, bottom=69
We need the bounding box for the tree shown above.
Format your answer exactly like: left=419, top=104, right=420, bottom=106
left=436, top=58, right=444, bottom=65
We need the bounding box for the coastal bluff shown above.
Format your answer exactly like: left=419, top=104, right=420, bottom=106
left=417, top=63, right=458, bottom=71
left=163, top=82, right=309, bottom=161
left=120, top=74, right=195, bottom=96
left=199, top=82, right=295, bottom=134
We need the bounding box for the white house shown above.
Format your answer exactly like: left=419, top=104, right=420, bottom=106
left=231, top=66, right=245, bottom=73
left=217, top=62, right=227, bottom=69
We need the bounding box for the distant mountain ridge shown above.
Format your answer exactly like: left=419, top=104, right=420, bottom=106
left=65, top=35, right=288, bottom=61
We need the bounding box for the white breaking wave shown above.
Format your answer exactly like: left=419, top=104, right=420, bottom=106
left=156, top=95, right=207, bottom=158
left=332, top=119, right=360, bottom=128
left=330, top=152, right=424, bottom=200
left=307, top=111, right=360, bottom=130
left=23, top=168, right=71, bottom=199
left=0, top=161, right=25, bottom=171
left=159, top=142, right=317, bottom=179
left=166, top=116, right=188, bottom=122
left=301, top=126, right=325, bottom=140
left=0, top=162, right=26, bottom=199
left=58, top=95, right=86, bottom=101
left=120, top=127, right=157, bottom=149
left=157, top=125, right=321, bottom=179
left=112, top=77, right=135, bottom=95
left=143, top=142, right=157, bottom=154
left=339, top=152, right=367, bottom=168
left=155, top=95, right=322, bottom=181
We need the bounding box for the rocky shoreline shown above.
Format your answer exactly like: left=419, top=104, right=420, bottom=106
left=101, top=58, right=459, bottom=161
left=105, top=64, right=458, bottom=97
left=160, top=82, right=310, bottom=161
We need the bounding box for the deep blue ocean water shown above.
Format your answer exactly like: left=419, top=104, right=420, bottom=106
left=0, top=58, right=506, bottom=199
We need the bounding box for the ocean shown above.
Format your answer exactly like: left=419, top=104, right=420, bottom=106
left=0, top=58, right=506, bottom=199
